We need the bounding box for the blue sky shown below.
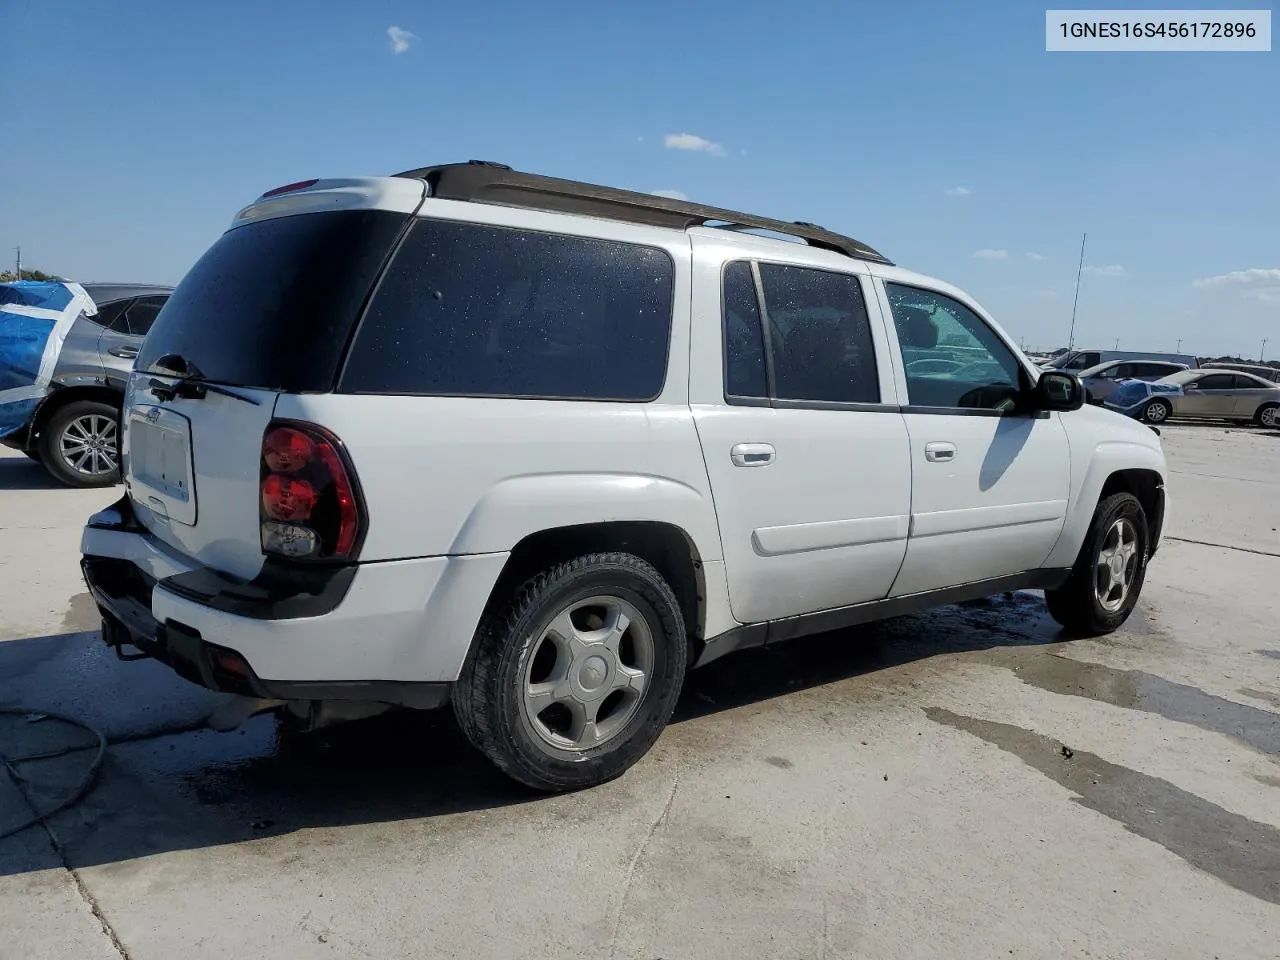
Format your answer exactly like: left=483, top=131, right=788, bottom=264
left=2, top=0, right=1276, bottom=356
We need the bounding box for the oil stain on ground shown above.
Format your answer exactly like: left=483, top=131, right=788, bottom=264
left=60, top=591, right=99, bottom=635
left=977, top=650, right=1280, bottom=757
left=926, top=707, right=1280, bottom=906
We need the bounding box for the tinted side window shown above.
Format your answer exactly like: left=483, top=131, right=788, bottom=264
left=886, top=284, right=1024, bottom=410
left=93, top=299, right=131, bottom=330
left=343, top=220, right=673, bottom=400
left=1197, top=374, right=1234, bottom=390
left=723, top=261, right=767, bottom=399
left=757, top=263, right=878, bottom=404
left=120, top=296, right=167, bottom=336
left=1234, top=374, right=1264, bottom=389
left=1137, top=363, right=1176, bottom=379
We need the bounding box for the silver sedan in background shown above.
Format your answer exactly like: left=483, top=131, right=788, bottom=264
left=1140, top=369, right=1280, bottom=426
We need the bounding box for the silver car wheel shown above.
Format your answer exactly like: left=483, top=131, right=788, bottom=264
left=1094, top=518, right=1139, bottom=613
left=58, top=414, right=119, bottom=478
left=520, top=595, right=654, bottom=753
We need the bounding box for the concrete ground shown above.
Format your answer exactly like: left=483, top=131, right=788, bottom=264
left=1, top=423, right=1277, bottom=960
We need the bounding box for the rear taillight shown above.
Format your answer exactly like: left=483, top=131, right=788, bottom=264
left=259, top=422, right=364, bottom=561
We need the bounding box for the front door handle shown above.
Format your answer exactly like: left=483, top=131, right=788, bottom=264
left=731, top=443, right=775, bottom=467
left=924, top=442, right=956, bottom=462
left=109, top=346, right=140, bottom=359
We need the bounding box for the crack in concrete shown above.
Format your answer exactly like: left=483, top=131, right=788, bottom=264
left=1, top=758, right=131, bottom=959
left=1165, top=536, right=1280, bottom=558
left=607, top=766, right=680, bottom=960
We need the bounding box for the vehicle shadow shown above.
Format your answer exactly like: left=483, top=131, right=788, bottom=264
left=0, top=452, right=64, bottom=491
left=0, top=593, right=1066, bottom=876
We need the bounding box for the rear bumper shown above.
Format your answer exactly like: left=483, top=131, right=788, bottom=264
left=81, top=496, right=508, bottom=704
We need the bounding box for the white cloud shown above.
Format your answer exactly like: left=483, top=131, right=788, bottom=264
left=1084, top=264, right=1126, bottom=277
left=663, top=132, right=725, bottom=156
left=387, top=26, right=417, bottom=54
left=972, top=249, right=1009, bottom=261
left=1241, top=286, right=1280, bottom=302
left=945, top=186, right=972, bottom=197
left=1025, top=252, right=1047, bottom=261
left=1192, top=267, right=1280, bottom=289
left=651, top=190, right=687, bottom=201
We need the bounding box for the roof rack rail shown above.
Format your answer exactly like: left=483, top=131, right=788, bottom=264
left=392, top=160, right=892, bottom=264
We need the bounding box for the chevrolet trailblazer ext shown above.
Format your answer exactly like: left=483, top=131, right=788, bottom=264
left=80, top=162, right=1166, bottom=791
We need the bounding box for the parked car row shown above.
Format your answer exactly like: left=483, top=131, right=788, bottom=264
left=0, top=282, right=172, bottom=486
left=1104, top=368, right=1280, bottom=427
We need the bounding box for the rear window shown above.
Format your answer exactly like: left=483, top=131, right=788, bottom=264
left=136, top=210, right=408, bottom=392
left=339, top=219, right=674, bottom=400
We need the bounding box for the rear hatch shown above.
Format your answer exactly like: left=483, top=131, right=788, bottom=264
left=125, top=182, right=420, bottom=579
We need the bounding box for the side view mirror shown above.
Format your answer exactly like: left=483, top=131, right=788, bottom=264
left=1183, top=382, right=1199, bottom=390
left=1034, top=371, right=1084, bottom=412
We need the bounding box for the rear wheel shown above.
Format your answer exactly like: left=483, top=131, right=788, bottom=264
left=1045, top=492, right=1149, bottom=636
left=38, top=400, right=122, bottom=487
left=1254, top=403, right=1279, bottom=428
left=1139, top=399, right=1171, bottom=424
left=454, top=552, right=687, bottom=792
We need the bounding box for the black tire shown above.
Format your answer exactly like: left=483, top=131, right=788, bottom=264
left=1139, top=398, right=1171, bottom=424
left=1045, top=492, right=1149, bottom=637
left=454, top=552, right=687, bottom=792
left=38, top=400, right=122, bottom=488
left=1253, top=403, right=1279, bottom=428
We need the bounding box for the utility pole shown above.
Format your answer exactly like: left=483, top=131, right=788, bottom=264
left=1067, top=233, right=1086, bottom=352
left=13, top=246, right=19, bottom=281
left=1263, top=338, right=1270, bottom=362
left=1176, top=338, right=1183, bottom=352
left=1114, top=337, right=1120, bottom=350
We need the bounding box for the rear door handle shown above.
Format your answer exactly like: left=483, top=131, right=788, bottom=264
left=924, top=442, right=956, bottom=462
left=109, top=346, right=140, bottom=359
left=731, top=443, right=775, bottom=467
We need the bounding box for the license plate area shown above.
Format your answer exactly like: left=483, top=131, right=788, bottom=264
left=128, top=405, right=197, bottom=525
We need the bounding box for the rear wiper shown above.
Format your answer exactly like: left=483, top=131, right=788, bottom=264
left=149, top=354, right=261, bottom=406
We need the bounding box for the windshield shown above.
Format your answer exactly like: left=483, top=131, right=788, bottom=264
left=136, top=210, right=409, bottom=392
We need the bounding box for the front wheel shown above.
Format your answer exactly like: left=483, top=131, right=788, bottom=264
left=1140, top=399, right=1171, bottom=424
left=1045, top=492, right=1149, bottom=636
left=38, top=400, right=122, bottom=487
left=454, top=552, right=687, bottom=792
left=1254, top=403, right=1279, bottom=428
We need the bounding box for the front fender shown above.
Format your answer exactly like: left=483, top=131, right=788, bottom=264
left=1043, top=441, right=1167, bottom=568
left=448, top=472, right=723, bottom=561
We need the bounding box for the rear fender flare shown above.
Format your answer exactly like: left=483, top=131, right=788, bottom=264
left=448, top=473, right=723, bottom=562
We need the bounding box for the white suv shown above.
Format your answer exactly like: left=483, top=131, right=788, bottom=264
left=80, top=162, right=1167, bottom=791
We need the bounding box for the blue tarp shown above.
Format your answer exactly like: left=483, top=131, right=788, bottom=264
left=1105, top=378, right=1184, bottom=414
left=0, top=281, right=95, bottom=439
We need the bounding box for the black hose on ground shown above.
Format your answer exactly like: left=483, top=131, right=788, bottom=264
left=0, top=707, right=107, bottom=842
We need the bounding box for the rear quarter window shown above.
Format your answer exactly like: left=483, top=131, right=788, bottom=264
left=340, top=219, right=675, bottom=401
left=136, top=210, right=409, bottom=391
